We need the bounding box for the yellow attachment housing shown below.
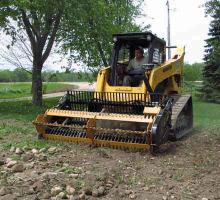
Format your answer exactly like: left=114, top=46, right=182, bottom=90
left=33, top=106, right=162, bottom=150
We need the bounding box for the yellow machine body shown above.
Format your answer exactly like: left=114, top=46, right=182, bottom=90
left=33, top=32, right=192, bottom=152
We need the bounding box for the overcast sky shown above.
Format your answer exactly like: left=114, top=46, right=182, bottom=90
left=142, top=0, right=210, bottom=63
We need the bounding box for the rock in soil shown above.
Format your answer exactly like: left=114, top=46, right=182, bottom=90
left=41, top=172, right=58, bottom=180
left=26, top=187, right=35, bottom=195
left=22, top=152, right=34, bottom=161
left=32, top=180, right=44, bottom=192
left=25, top=162, right=34, bottom=169
left=129, top=194, right=136, bottom=199
left=78, top=192, right=85, bottom=200
left=162, top=196, right=168, bottom=200
left=63, top=163, right=69, bottom=167
left=119, top=191, right=126, bottom=198
left=97, top=186, right=105, bottom=196
left=66, top=185, right=76, bottom=195
left=57, top=192, right=66, bottom=199
left=42, top=192, right=51, bottom=199
left=38, top=154, right=47, bottom=161
left=125, top=190, right=133, bottom=195
left=51, top=186, right=62, bottom=197
left=92, top=189, right=99, bottom=197
left=11, top=163, right=25, bottom=173
left=143, top=186, right=150, bottom=191
left=106, top=180, right=114, bottom=189
left=48, top=147, right=57, bottom=154
left=32, top=148, right=39, bottom=154
left=6, top=160, right=17, bottom=168
left=68, top=195, right=75, bottom=200
left=15, top=147, right=23, bottom=155
left=69, top=173, right=79, bottom=178
left=39, top=148, right=46, bottom=153
left=5, top=158, right=12, bottom=164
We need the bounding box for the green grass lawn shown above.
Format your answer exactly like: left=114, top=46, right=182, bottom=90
left=183, top=82, right=220, bottom=130
left=0, top=82, right=77, bottom=99
left=0, top=97, right=59, bottom=121
left=193, top=97, right=220, bottom=129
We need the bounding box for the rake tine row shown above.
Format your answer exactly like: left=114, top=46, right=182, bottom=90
left=45, top=127, right=148, bottom=145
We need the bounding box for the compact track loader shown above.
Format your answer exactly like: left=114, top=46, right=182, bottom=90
left=33, top=32, right=193, bottom=152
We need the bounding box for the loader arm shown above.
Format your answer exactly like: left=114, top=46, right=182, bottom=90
left=149, top=47, right=185, bottom=93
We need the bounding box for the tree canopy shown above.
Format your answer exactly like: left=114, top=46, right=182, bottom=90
left=201, top=0, right=220, bottom=103
left=0, top=0, right=67, bottom=105
left=59, top=0, right=147, bottom=72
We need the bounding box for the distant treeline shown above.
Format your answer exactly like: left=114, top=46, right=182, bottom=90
left=0, top=63, right=204, bottom=82
left=0, top=68, right=96, bottom=82
left=183, top=63, right=204, bottom=82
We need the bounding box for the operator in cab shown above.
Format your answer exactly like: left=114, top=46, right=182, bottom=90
left=123, top=47, right=148, bottom=86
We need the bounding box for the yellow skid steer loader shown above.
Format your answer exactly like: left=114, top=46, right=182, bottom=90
left=33, top=32, right=193, bottom=152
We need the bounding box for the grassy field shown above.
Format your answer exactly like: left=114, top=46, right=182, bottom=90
left=0, top=97, right=59, bottom=121
left=193, top=98, right=220, bottom=129
left=0, top=82, right=77, bottom=99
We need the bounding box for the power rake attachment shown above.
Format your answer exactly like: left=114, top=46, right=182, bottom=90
left=33, top=91, right=173, bottom=152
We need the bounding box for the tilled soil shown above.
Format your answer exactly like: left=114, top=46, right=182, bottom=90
left=0, top=120, right=220, bottom=200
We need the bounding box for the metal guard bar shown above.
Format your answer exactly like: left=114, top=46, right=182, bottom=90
left=56, top=91, right=167, bottom=115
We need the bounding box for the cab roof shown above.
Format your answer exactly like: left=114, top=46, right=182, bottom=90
left=112, top=32, right=166, bottom=46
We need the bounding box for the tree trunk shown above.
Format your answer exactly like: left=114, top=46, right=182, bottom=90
left=32, top=64, right=43, bottom=106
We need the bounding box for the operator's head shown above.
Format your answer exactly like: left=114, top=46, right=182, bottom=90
left=135, top=47, right=144, bottom=60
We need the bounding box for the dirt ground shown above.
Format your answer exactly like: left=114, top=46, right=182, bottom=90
left=0, top=120, right=220, bottom=200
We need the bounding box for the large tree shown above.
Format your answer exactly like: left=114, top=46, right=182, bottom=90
left=201, top=0, right=220, bottom=103
left=0, top=0, right=145, bottom=105
left=0, top=0, right=66, bottom=105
